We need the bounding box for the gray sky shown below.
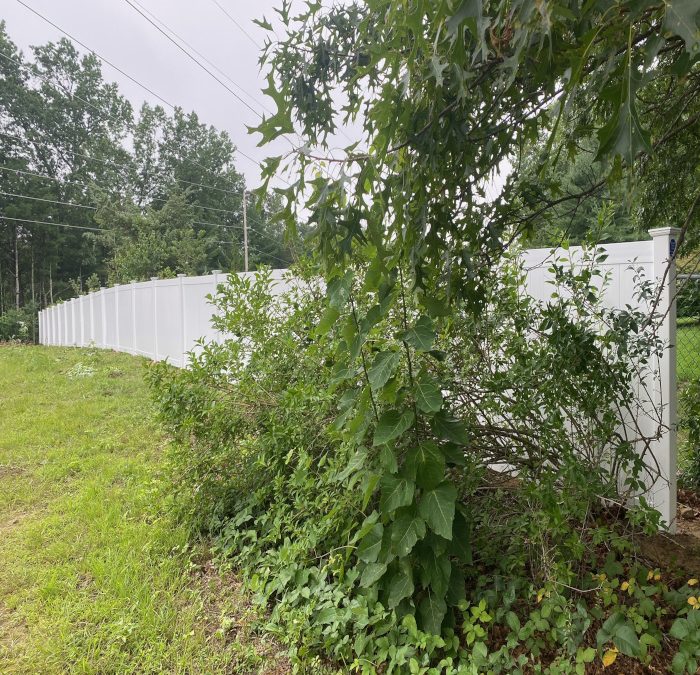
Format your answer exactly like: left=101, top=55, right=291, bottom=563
left=2, top=0, right=509, bottom=197
left=3, top=0, right=293, bottom=187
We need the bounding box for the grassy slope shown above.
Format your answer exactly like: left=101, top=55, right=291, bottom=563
left=678, top=323, right=700, bottom=382
left=0, top=345, right=283, bottom=675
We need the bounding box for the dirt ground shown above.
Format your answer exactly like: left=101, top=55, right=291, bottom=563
left=640, top=489, right=700, bottom=577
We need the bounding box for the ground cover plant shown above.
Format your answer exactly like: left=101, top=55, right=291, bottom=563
left=0, top=345, right=289, bottom=674
left=150, top=0, right=700, bottom=672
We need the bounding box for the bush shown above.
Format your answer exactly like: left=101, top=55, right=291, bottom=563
left=0, top=304, right=38, bottom=342
left=149, top=257, right=666, bottom=673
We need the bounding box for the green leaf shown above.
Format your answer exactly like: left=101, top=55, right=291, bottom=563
left=446, top=567, right=466, bottom=605
left=360, top=562, right=388, bottom=587
left=368, top=351, right=401, bottom=390
left=670, top=617, right=690, bottom=640
left=388, top=565, right=414, bottom=608
left=506, top=611, right=521, bottom=633
left=405, top=442, right=445, bottom=490
left=612, top=624, right=641, bottom=657
left=430, top=55, right=447, bottom=87
left=316, top=606, right=338, bottom=624
left=336, top=446, right=368, bottom=482
left=391, top=510, right=425, bottom=556
left=380, top=474, right=415, bottom=513
left=449, top=511, right=472, bottom=562
left=317, top=306, right=340, bottom=335
left=596, top=52, right=651, bottom=165
left=431, top=412, right=469, bottom=445
left=357, top=522, right=384, bottom=563
left=662, top=0, right=700, bottom=54
left=418, top=482, right=457, bottom=540
left=327, top=271, right=353, bottom=309
left=446, top=0, right=482, bottom=41
left=400, top=315, right=436, bottom=351
left=415, top=372, right=442, bottom=413
left=418, top=593, right=447, bottom=635
left=374, top=409, right=415, bottom=446
left=419, top=551, right=451, bottom=597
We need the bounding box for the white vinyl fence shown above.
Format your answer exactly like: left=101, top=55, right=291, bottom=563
left=38, top=228, right=680, bottom=528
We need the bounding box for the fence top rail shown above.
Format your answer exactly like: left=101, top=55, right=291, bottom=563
left=520, top=240, right=653, bottom=268
left=38, top=268, right=293, bottom=316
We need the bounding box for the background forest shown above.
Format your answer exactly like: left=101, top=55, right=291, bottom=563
left=0, top=20, right=297, bottom=335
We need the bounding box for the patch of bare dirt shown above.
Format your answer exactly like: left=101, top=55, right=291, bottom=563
left=0, top=464, right=27, bottom=479
left=638, top=489, right=700, bottom=577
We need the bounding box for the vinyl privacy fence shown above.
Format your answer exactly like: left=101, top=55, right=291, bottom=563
left=38, top=228, right=680, bottom=529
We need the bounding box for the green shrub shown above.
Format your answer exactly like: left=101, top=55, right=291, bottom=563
left=149, top=257, right=664, bottom=673
left=0, top=304, right=38, bottom=343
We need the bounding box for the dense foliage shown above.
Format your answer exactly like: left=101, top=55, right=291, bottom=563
left=0, top=21, right=297, bottom=320
left=150, top=259, right=677, bottom=672
left=152, top=0, right=700, bottom=671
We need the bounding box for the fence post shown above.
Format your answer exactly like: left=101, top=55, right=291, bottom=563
left=100, top=287, right=107, bottom=349
left=178, top=274, right=187, bottom=368
left=151, top=277, right=159, bottom=360
left=79, top=297, right=85, bottom=347
left=114, top=284, right=120, bottom=352
left=649, top=227, right=680, bottom=532
left=211, top=270, right=222, bottom=343
left=89, top=291, right=95, bottom=346
left=131, top=281, right=137, bottom=355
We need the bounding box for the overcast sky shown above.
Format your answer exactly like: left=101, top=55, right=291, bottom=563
left=3, top=0, right=299, bottom=188
left=2, top=0, right=508, bottom=198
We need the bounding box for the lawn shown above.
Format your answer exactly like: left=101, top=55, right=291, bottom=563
left=0, top=345, right=286, bottom=674
left=678, top=322, right=700, bottom=382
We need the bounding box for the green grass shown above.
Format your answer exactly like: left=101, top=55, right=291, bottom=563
left=0, top=345, right=286, bottom=674
left=678, top=323, right=700, bottom=382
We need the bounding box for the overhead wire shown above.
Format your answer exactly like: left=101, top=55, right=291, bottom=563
left=125, top=0, right=271, bottom=115
left=0, top=161, right=248, bottom=223
left=122, top=0, right=261, bottom=119
left=0, top=129, right=241, bottom=197
left=208, top=0, right=261, bottom=49
left=1, top=176, right=292, bottom=250
left=12, top=0, right=282, bottom=182
left=15, top=0, right=175, bottom=109
left=119, top=0, right=342, bottom=178
left=0, top=190, right=96, bottom=210
left=0, top=215, right=110, bottom=232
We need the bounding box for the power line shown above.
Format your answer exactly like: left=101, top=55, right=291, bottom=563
left=126, top=0, right=271, bottom=115
left=209, top=0, right=261, bottom=50
left=0, top=180, right=290, bottom=249
left=0, top=130, right=241, bottom=197
left=15, top=0, right=175, bottom=109
left=120, top=0, right=337, bottom=178
left=0, top=190, right=96, bottom=210
left=12, top=0, right=277, bottom=181
left=122, top=0, right=261, bottom=120
left=0, top=159, right=241, bottom=217
left=0, top=215, right=109, bottom=232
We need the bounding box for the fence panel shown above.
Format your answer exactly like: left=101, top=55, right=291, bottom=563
left=37, top=238, right=679, bottom=528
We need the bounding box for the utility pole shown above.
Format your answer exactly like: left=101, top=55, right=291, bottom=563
left=243, top=189, right=249, bottom=273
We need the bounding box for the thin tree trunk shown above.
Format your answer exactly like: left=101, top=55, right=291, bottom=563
left=14, top=226, right=20, bottom=310
left=31, top=247, right=35, bottom=306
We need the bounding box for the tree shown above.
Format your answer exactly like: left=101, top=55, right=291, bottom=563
left=259, top=1, right=699, bottom=306
left=247, top=0, right=700, bottom=641
left=0, top=20, right=299, bottom=326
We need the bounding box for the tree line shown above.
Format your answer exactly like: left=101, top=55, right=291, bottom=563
left=0, top=20, right=298, bottom=324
